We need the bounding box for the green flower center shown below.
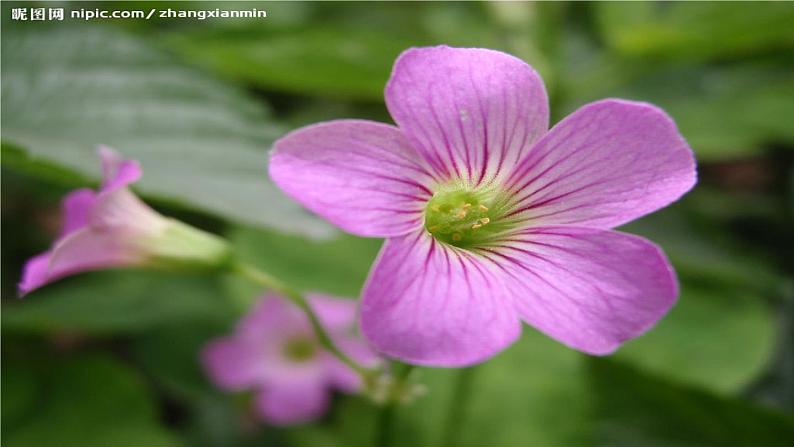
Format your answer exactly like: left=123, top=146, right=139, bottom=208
left=424, top=188, right=509, bottom=248
left=282, top=337, right=317, bottom=362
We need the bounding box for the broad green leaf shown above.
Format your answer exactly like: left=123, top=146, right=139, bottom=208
left=161, top=3, right=546, bottom=101
left=229, top=226, right=382, bottom=298
left=623, top=203, right=781, bottom=294
left=588, top=358, right=794, bottom=447
left=561, top=59, right=794, bottom=160
left=0, top=356, right=39, bottom=433
left=619, top=205, right=777, bottom=393
left=614, top=285, right=775, bottom=395
left=594, top=2, right=794, bottom=61
left=131, top=322, right=228, bottom=402
left=286, top=331, right=589, bottom=447
left=166, top=26, right=423, bottom=101
left=1, top=25, right=329, bottom=236
left=2, top=270, right=234, bottom=334
left=129, top=322, right=284, bottom=447
left=2, top=354, right=180, bottom=447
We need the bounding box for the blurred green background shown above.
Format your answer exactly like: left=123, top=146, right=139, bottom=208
left=2, top=1, right=793, bottom=446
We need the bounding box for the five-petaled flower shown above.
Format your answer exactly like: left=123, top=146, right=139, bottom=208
left=19, top=146, right=230, bottom=296
left=202, top=293, right=378, bottom=425
left=269, top=46, right=696, bottom=367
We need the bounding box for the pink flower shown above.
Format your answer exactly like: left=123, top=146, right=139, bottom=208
left=19, top=146, right=230, bottom=296
left=202, top=294, right=378, bottom=425
left=269, top=46, right=696, bottom=367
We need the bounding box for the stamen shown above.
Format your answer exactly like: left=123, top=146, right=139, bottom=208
left=423, top=188, right=507, bottom=248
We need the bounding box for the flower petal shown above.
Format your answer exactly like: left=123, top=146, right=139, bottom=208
left=481, top=226, right=678, bottom=355
left=91, top=187, right=167, bottom=234
left=360, top=231, right=521, bottom=367
left=201, top=337, right=268, bottom=390
left=270, top=120, right=435, bottom=237
left=324, top=337, right=379, bottom=392
left=385, top=46, right=549, bottom=186
left=46, top=228, right=145, bottom=277
left=308, top=293, right=358, bottom=331
left=255, top=381, right=329, bottom=425
left=237, top=295, right=311, bottom=340
left=60, top=189, right=97, bottom=236
left=18, top=252, right=53, bottom=296
left=18, top=227, right=144, bottom=295
left=98, top=145, right=142, bottom=192
left=504, top=99, right=696, bottom=228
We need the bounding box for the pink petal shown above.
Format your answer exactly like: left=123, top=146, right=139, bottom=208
left=269, top=120, right=434, bottom=238
left=504, top=99, right=696, bottom=228
left=254, top=381, right=330, bottom=426
left=385, top=46, right=548, bottom=185
left=46, top=227, right=144, bottom=277
left=90, top=188, right=166, bottom=233
left=60, top=189, right=97, bottom=237
left=98, top=145, right=142, bottom=193
left=201, top=337, right=268, bottom=390
left=483, top=226, right=678, bottom=355
left=324, top=337, right=379, bottom=392
left=18, top=227, right=143, bottom=296
left=360, top=231, right=521, bottom=367
left=307, top=293, right=359, bottom=331
left=237, top=295, right=311, bottom=340
left=18, top=252, right=53, bottom=296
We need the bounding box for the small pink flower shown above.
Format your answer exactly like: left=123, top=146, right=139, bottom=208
left=19, top=146, right=229, bottom=296
left=202, top=294, right=378, bottom=425
left=269, top=46, right=697, bottom=366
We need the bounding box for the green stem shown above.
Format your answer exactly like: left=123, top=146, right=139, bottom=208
left=232, top=262, right=371, bottom=377
left=375, top=401, right=396, bottom=447
left=375, top=362, right=415, bottom=447
left=440, top=366, right=477, bottom=447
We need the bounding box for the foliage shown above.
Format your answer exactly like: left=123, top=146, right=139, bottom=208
left=2, top=2, right=792, bottom=446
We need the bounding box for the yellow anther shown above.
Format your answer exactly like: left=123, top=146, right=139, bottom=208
left=452, top=233, right=462, bottom=241
left=462, top=203, right=472, bottom=209
left=428, top=225, right=439, bottom=233
left=479, top=217, right=490, bottom=225
left=471, top=223, right=482, bottom=230
left=479, top=204, right=489, bottom=212
left=455, top=210, right=467, bottom=219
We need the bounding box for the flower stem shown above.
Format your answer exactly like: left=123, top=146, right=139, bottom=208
left=440, top=366, right=477, bottom=447
left=232, top=261, right=372, bottom=377
left=374, top=362, right=415, bottom=447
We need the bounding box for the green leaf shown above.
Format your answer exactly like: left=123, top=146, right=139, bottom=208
left=614, top=284, right=775, bottom=395
left=594, top=2, right=794, bottom=61
left=229, top=226, right=382, bottom=298
left=622, top=204, right=781, bottom=293
left=131, top=323, right=228, bottom=402
left=1, top=25, right=329, bottom=236
left=2, top=270, right=234, bottom=335
left=288, top=331, right=589, bottom=447
left=588, top=358, right=794, bottom=447
left=618, top=205, right=777, bottom=394
left=161, top=3, right=541, bottom=102
left=166, top=26, right=423, bottom=101
left=2, top=354, right=181, bottom=447
left=561, top=59, right=794, bottom=160
left=395, top=330, right=590, bottom=447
